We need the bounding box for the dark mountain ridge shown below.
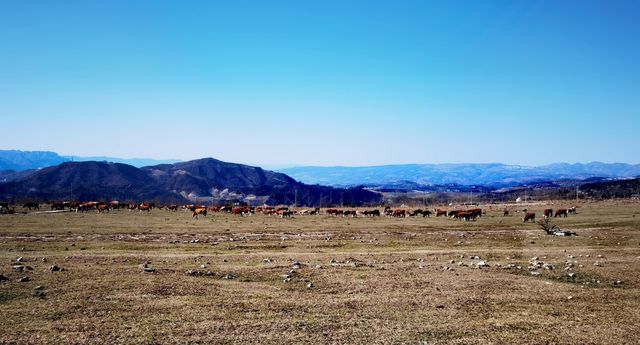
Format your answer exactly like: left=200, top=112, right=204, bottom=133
left=0, top=158, right=381, bottom=206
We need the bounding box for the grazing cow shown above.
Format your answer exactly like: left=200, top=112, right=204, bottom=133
left=278, top=210, right=293, bottom=218
left=436, top=209, right=447, bottom=217
left=343, top=210, right=357, bottom=217
left=310, top=207, right=321, bottom=215
left=50, top=201, right=66, bottom=210
left=97, top=204, right=110, bottom=213
left=544, top=209, right=553, bottom=219
left=166, top=204, right=179, bottom=211
left=23, top=202, right=39, bottom=210
left=232, top=207, right=253, bottom=216
left=138, top=203, right=151, bottom=213
left=422, top=210, right=432, bottom=217
left=392, top=209, right=408, bottom=217
left=503, top=209, right=509, bottom=217
left=448, top=210, right=460, bottom=218
left=192, top=207, right=207, bottom=218
left=554, top=209, right=568, bottom=218
left=523, top=212, right=536, bottom=222
left=568, top=206, right=577, bottom=214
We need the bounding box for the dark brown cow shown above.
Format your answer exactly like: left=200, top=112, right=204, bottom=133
left=436, top=209, right=447, bottom=217
left=554, top=209, right=568, bottom=217
left=523, top=212, right=536, bottom=222
left=503, top=209, right=510, bottom=217
left=392, top=209, right=409, bottom=217
left=166, top=204, right=179, bottom=211
left=23, top=202, right=39, bottom=210
left=97, top=204, right=110, bottom=213
left=544, top=209, right=553, bottom=219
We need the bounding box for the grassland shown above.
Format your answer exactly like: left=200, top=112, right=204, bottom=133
left=1, top=201, right=639, bottom=344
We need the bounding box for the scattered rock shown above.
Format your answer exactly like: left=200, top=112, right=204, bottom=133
left=306, top=282, right=313, bottom=289
left=143, top=267, right=155, bottom=273
left=33, top=290, right=46, bottom=298
left=16, top=257, right=24, bottom=262
left=568, top=273, right=576, bottom=278
left=223, top=274, right=235, bottom=280
left=12, top=265, right=33, bottom=272
left=567, top=296, right=573, bottom=300
left=19, top=276, right=30, bottom=282
left=476, top=261, right=489, bottom=269
left=41, top=257, right=47, bottom=262
left=315, top=265, right=322, bottom=269
left=613, top=280, right=623, bottom=286
left=48, top=265, right=62, bottom=272
left=0, top=274, right=9, bottom=281
left=263, top=258, right=272, bottom=263
left=543, top=263, right=554, bottom=270
left=530, top=271, right=541, bottom=276
left=435, top=304, right=445, bottom=309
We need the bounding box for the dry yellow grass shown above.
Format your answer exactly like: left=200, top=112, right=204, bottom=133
left=1, top=201, right=639, bottom=344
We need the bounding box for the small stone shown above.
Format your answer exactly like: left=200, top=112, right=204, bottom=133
left=614, top=280, right=622, bottom=286
left=476, top=261, right=489, bottom=268
left=16, top=257, right=24, bottom=262
left=143, top=267, right=155, bottom=273
left=223, top=274, right=235, bottom=280
left=530, top=271, right=541, bottom=276
left=567, top=296, right=573, bottom=300
left=19, top=276, right=30, bottom=282
left=263, top=258, right=272, bottom=263
left=435, top=304, right=445, bottom=309
left=568, top=273, right=576, bottom=278
left=306, top=282, right=313, bottom=289
left=41, top=257, right=47, bottom=262
left=315, top=265, right=322, bottom=269
left=0, top=274, right=9, bottom=281
left=12, top=265, right=33, bottom=272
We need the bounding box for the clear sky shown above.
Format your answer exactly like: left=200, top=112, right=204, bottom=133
left=1, top=0, right=639, bottom=167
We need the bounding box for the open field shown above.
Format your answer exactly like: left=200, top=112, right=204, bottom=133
left=1, top=201, right=640, bottom=344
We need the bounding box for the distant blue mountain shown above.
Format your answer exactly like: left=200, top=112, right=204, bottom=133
left=63, top=156, right=181, bottom=168
left=0, top=150, right=181, bottom=171
left=0, top=150, right=67, bottom=171
left=277, top=162, right=640, bottom=187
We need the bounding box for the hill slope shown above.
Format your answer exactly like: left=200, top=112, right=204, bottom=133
left=0, top=159, right=382, bottom=206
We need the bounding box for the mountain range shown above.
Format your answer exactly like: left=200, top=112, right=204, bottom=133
left=0, top=150, right=180, bottom=171
left=277, top=162, right=640, bottom=188
left=0, top=158, right=381, bottom=206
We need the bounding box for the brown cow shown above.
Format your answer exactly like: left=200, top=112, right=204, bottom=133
left=544, top=209, right=553, bottom=219
left=554, top=209, right=568, bottom=217
left=523, top=212, right=536, bottom=222
left=97, top=204, right=110, bottom=213
left=436, top=209, right=447, bottom=217
left=138, top=203, right=151, bottom=213
left=192, top=207, right=207, bottom=218
left=503, top=209, right=509, bottom=217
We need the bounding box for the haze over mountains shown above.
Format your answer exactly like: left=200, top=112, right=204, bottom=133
left=278, top=163, right=640, bottom=188
left=1, top=150, right=640, bottom=202
left=0, top=150, right=180, bottom=171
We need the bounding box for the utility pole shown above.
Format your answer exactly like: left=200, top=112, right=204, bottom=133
left=576, top=185, right=579, bottom=202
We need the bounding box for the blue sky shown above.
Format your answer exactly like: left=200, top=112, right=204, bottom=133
left=1, top=1, right=638, bottom=166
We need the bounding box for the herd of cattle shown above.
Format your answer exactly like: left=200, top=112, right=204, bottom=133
left=0, top=201, right=577, bottom=222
